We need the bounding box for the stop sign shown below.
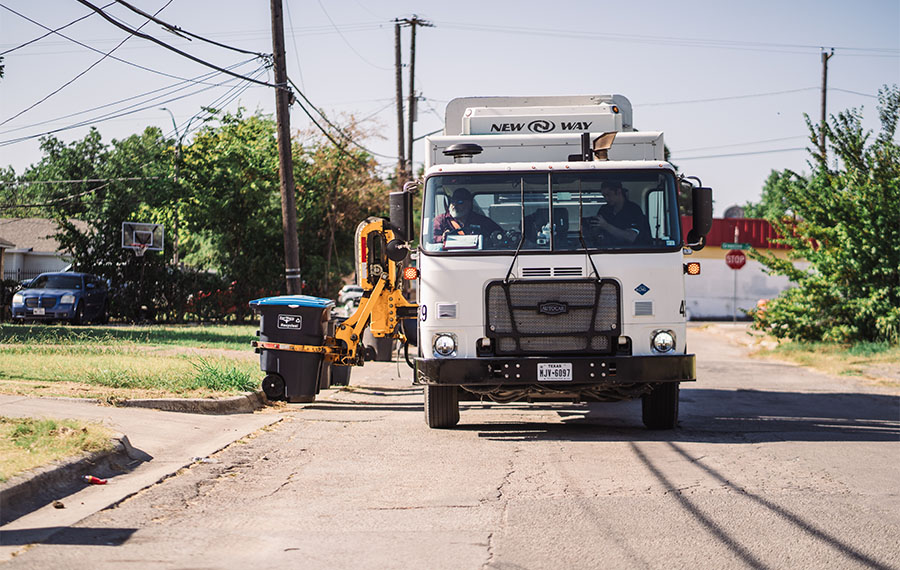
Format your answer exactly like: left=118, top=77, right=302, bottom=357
left=725, top=250, right=746, bottom=270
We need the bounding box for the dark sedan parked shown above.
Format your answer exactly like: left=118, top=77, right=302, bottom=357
left=11, top=272, right=109, bottom=324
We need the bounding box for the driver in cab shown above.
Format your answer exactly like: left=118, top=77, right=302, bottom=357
left=433, top=188, right=502, bottom=246
left=585, top=180, right=650, bottom=246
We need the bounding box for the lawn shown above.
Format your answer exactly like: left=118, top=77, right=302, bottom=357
left=0, top=416, right=115, bottom=483
left=0, top=323, right=262, bottom=400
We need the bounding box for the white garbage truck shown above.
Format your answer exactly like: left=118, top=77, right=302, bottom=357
left=406, top=95, right=712, bottom=428
left=255, top=94, right=712, bottom=430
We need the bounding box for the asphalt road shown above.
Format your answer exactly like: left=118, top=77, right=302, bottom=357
left=3, top=325, right=899, bottom=569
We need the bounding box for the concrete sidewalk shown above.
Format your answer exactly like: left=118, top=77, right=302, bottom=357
left=0, top=394, right=282, bottom=560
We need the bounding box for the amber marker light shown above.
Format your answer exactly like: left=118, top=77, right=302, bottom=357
left=403, top=267, right=420, bottom=280
left=684, top=262, right=701, bottom=275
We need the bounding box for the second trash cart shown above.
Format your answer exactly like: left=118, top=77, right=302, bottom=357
left=250, top=295, right=335, bottom=403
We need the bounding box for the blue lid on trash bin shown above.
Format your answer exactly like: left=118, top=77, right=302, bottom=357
left=249, top=295, right=335, bottom=309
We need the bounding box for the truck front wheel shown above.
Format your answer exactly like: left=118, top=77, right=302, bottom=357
left=642, top=382, right=680, bottom=429
left=424, top=385, right=459, bottom=428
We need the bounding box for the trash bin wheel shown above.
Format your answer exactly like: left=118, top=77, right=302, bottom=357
left=262, top=373, right=286, bottom=401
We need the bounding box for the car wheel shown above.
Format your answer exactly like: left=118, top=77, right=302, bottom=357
left=96, top=302, right=109, bottom=324
left=71, top=302, right=85, bottom=326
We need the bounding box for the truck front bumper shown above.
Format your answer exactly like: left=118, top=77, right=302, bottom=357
left=415, top=354, right=695, bottom=386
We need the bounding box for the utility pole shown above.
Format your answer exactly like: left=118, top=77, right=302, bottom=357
left=160, top=107, right=196, bottom=268
left=405, top=16, right=433, bottom=180
left=394, top=20, right=406, bottom=185
left=820, top=48, right=834, bottom=160
left=271, top=0, right=302, bottom=294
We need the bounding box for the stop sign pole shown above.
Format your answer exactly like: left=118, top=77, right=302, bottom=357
left=725, top=250, right=746, bottom=323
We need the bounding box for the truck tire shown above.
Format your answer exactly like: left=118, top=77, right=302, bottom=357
left=424, top=385, right=459, bottom=428
left=642, top=382, right=679, bottom=430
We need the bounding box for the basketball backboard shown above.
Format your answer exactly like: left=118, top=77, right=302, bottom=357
left=122, top=222, right=164, bottom=252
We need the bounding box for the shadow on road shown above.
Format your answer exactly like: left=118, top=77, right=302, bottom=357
left=453, top=388, right=899, bottom=444
left=0, top=526, right=137, bottom=547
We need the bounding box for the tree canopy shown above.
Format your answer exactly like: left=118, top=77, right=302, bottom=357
left=749, top=85, right=900, bottom=344
left=1, top=109, right=390, bottom=322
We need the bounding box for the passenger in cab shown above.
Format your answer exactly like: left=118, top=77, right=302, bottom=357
left=585, top=181, right=650, bottom=246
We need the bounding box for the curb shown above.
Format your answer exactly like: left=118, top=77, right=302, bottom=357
left=0, top=434, right=149, bottom=525
left=116, top=391, right=269, bottom=415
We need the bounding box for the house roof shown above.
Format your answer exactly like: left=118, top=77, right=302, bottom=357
left=0, top=218, right=90, bottom=253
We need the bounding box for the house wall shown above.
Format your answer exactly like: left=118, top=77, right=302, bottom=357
left=2, top=251, right=71, bottom=281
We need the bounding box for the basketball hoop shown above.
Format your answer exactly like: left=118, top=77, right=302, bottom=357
left=134, top=244, right=148, bottom=257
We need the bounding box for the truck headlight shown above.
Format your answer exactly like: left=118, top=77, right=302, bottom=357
left=12, top=293, right=23, bottom=306
left=60, top=294, right=76, bottom=305
left=651, top=330, right=676, bottom=353
left=433, top=333, right=457, bottom=357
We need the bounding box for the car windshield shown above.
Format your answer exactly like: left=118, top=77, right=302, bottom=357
left=421, top=170, right=682, bottom=253
left=29, top=274, right=82, bottom=290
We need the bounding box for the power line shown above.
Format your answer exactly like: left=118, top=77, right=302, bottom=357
left=0, top=1, right=114, bottom=56
left=283, top=0, right=306, bottom=92
left=1, top=182, right=110, bottom=209
left=439, top=21, right=900, bottom=57
left=112, top=0, right=271, bottom=60
left=677, top=136, right=807, bottom=153
left=315, top=0, right=391, bottom=71
left=676, top=147, right=807, bottom=160
left=0, top=58, right=257, bottom=136
left=287, top=76, right=396, bottom=161
left=638, top=88, right=818, bottom=107
left=0, top=63, right=268, bottom=147
left=0, top=3, right=226, bottom=85
left=0, top=0, right=175, bottom=128
left=73, top=0, right=280, bottom=89
left=2, top=176, right=159, bottom=186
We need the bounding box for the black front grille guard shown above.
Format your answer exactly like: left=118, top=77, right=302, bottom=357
left=484, top=278, right=621, bottom=356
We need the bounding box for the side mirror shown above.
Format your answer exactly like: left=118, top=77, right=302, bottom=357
left=687, top=184, right=713, bottom=251
left=389, top=189, right=413, bottom=243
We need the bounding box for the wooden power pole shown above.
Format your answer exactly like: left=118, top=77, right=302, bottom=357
left=394, top=21, right=406, bottom=184
left=405, top=16, right=433, bottom=179
left=819, top=48, right=834, bottom=160
left=271, top=0, right=302, bottom=294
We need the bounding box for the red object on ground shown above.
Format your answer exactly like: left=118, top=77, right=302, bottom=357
left=725, top=250, right=747, bottom=269
left=82, top=475, right=107, bottom=485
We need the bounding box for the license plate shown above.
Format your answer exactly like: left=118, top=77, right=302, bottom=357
left=538, top=362, right=572, bottom=381
left=32, top=308, right=45, bottom=316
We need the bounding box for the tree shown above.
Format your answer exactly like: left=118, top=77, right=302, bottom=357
left=20, top=127, right=179, bottom=320
left=180, top=109, right=284, bottom=318
left=294, top=120, right=391, bottom=296
left=743, top=170, right=797, bottom=220
left=750, top=85, right=900, bottom=344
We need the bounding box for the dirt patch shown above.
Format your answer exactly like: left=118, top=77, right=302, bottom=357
left=699, top=323, right=900, bottom=389
left=0, top=379, right=249, bottom=402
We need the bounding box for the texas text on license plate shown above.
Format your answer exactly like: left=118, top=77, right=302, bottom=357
left=537, top=362, right=572, bottom=381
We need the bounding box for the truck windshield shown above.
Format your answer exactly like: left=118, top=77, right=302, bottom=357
left=422, top=170, right=681, bottom=253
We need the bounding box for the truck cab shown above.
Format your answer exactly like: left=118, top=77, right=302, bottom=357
left=412, top=95, right=712, bottom=429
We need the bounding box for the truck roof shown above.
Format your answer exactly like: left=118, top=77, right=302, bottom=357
left=444, top=95, right=633, bottom=136
left=425, top=159, right=675, bottom=176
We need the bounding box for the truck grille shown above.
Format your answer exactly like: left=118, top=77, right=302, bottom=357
left=485, top=279, right=620, bottom=355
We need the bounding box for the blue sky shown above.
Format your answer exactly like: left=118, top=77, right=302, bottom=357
left=2, top=0, right=898, bottom=215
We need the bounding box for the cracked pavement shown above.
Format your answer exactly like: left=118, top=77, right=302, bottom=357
left=2, top=326, right=898, bottom=569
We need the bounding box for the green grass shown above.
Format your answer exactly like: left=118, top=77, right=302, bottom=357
left=0, top=323, right=262, bottom=399
left=0, top=323, right=258, bottom=350
left=0, top=416, right=115, bottom=483
left=760, top=339, right=900, bottom=384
